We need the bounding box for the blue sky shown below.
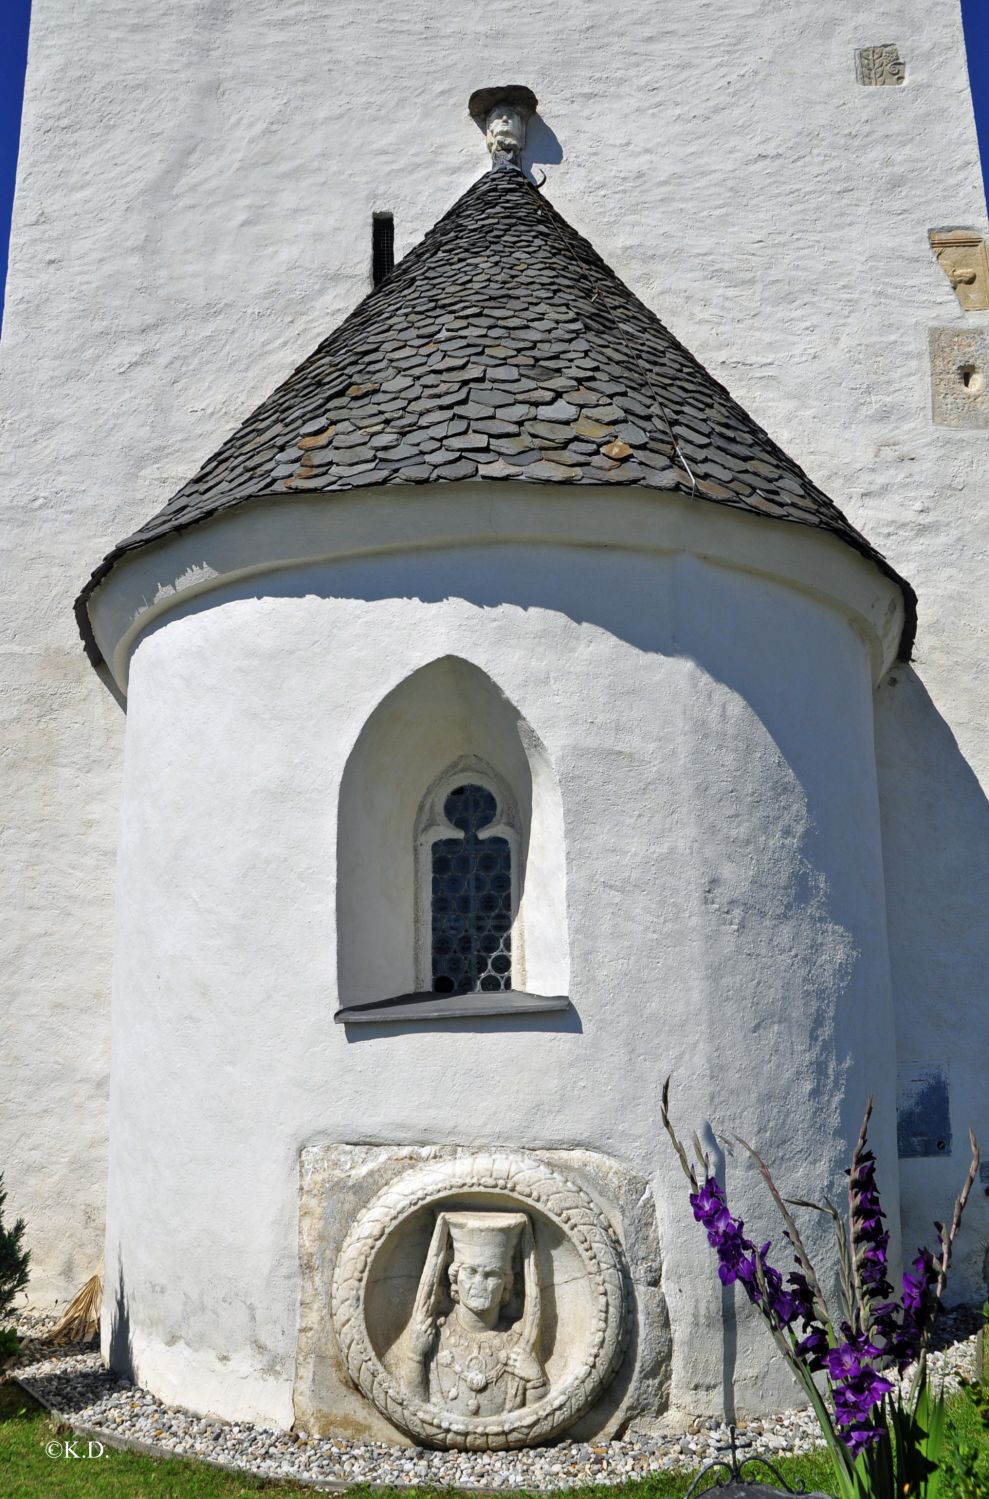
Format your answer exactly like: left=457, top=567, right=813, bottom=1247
left=0, top=2, right=987, bottom=333
left=0, top=0, right=30, bottom=331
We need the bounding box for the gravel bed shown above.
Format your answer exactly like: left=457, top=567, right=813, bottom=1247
left=5, top=1307, right=982, bottom=1491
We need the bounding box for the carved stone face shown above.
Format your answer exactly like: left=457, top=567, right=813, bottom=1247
left=450, top=1257, right=509, bottom=1314
left=485, top=104, right=525, bottom=158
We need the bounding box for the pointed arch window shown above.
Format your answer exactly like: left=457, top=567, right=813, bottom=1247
left=416, top=768, right=519, bottom=995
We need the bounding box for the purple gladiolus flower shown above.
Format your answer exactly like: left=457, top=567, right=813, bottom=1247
left=827, top=1330, right=894, bottom=1451
left=788, top=1271, right=817, bottom=1320
left=883, top=1247, right=940, bottom=1369
left=902, top=1247, right=938, bottom=1314
left=840, top=1422, right=886, bottom=1457
left=825, top=1335, right=880, bottom=1382
left=690, top=1178, right=724, bottom=1219
left=833, top=1374, right=894, bottom=1427
left=665, top=1081, right=980, bottom=1485
left=848, top=1149, right=894, bottom=1308
left=796, top=1324, right=829, bottom=1371
left=845, top=1146, right=944, bottom=1377
left=688, top=1176, right=894, bottom=1454
left=688, top=1179, right=825, bottom=1335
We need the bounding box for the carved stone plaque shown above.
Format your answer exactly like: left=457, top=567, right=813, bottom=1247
left=855, top=45, right=905, bottom=86
left=329, top=1152, right=630, bottom=1448
left=930, top=231, right=989, bottom=312
left=929, top=327, right=989, bottom=429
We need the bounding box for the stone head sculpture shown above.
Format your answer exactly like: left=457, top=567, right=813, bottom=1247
left=485, top=104, right=525, bottom=159
left=445, top=1211, right=525, bottom=1314
left=468, top=86, right=538, bottom=166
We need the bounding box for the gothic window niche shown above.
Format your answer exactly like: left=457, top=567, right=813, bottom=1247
left=334, top=657, right=571, bottom=1026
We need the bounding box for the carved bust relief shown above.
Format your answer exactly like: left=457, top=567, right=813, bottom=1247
left=330, top=1152, right=629, bottom=1448
left=407, top=1212, right=547, bottom=1415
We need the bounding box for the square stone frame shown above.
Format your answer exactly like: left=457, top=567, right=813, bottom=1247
left=294, top=1143, right=671, bottom=1444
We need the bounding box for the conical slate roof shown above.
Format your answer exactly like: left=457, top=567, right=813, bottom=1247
left=77, top=163, right=915, bottom=658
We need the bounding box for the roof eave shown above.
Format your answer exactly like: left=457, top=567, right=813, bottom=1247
left=79, top=480, right=910, bottom=693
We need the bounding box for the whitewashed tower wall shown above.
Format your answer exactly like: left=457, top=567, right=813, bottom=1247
left=0, top=0, right=987, bottom=1306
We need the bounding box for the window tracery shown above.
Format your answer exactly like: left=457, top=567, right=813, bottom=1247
left=416, top=769, right=518, bottom=995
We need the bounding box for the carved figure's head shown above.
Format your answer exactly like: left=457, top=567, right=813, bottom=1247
left=485, top=103, right=525, bottom=159
left=467, top=87, right=537, bottom=165
left=445, top=1212, right=526, bottom=1314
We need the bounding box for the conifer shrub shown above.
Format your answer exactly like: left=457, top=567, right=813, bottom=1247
left=0, top=1173, right=30, bottom=1357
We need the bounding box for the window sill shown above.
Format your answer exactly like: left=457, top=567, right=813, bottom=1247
left=334, top=990, right=572, bottom=1025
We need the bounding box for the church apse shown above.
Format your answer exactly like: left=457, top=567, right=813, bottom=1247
left=77, top=81, right=915, bottom=1443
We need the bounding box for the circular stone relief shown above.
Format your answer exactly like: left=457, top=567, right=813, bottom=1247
left=331, top=1152, right=629, bottom=1449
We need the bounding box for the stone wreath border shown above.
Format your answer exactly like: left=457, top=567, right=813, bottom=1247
left=330, top=1151, right=630, bottom=1450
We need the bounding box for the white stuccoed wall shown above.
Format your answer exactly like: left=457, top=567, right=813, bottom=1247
left=99, top=500, right=899, bottom=1424
left=1, top=0, right=987, bottom=1327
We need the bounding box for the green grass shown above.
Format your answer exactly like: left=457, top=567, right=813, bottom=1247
left=0, top=1381, right=317, bottom=1497
left=2, top=1376, right=987, bottom=1499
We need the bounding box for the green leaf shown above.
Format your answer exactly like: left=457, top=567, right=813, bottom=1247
left=0, top=1325, right=21, bottom=1357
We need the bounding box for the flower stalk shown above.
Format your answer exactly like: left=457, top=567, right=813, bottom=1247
left=662, top=1078, right=980, bottom=1499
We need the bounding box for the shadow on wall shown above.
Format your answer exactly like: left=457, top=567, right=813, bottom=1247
left=106, top=1266, right=134, bottom=1380
left=522, top=114, right=563, bottom=178
left=18, top=1269, right=134, bottom=1411
left=875, top=665, right=989, bottom=1299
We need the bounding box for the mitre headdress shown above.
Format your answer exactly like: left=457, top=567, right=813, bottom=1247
left=443, top=1212, right=526, bottom=1269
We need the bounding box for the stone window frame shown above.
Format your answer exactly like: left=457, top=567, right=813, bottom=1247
left=413, top=758, right=523, bottom=995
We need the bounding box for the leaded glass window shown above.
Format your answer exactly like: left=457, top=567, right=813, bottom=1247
left=428, top=781, right=514, bottom=995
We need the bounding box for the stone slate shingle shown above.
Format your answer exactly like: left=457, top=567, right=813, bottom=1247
left=76, top=164, right=916, bottom=660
